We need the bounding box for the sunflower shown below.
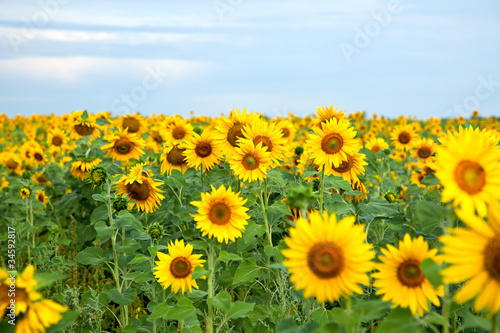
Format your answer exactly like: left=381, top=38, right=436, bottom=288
left=390, top=124, right=419, bottom=151
left=344, top=179, right=369, bottom=203
left=69, top=110, right=101, bottom=142
left=160, top=143, right=189, bottom=176
left=119, top=113, right=145, bottom=134
left=36, top=189, right=48, bottom=207
left=228, top=139, right=272, bottom=183
left=46, top=128, right=68, bottom=151
left=30, top=146, right=49, bottom=167
left=191, top=185, right=250, bottom=244
left=372, top=234, right=444, bottom=316
left=115, top=163, right=165, bottom=213
left=161, top=117, right=194, bottom=144
left=305, top=117, right=360, bottom=169
left=241, top=119, right=287, bottom=164
left=20, top=187, right=31, bottom=199
left=310, top=105, right=346, bottom=127
left=183, top=130, right=222, bottom=171
left=365, top=137, right=389, bottom=154
left=435, top=127, right=500, bottom=216
left=281, top=211, right=374, bottom=303
left=1, top=151, right=22, bottom=174
left=411, top=138, right=436, bottom=163
left=273, top=119, right=296, bottom=143
left=101, top=128, right=146, bottom=162
left=153, top=239, right=206, bottom=294
left=325, top=152, right=367, bottom=183
left=70, top=158, right=102, bottom=180
left=32, top=171, right=52, bottom=186
left=213, top=108, right=261, bottom=156
left=16, top=299, right=68, bottom=333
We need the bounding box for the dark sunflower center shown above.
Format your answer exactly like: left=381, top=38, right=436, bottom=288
left=75, top=123, right=95, bottom=136
left=52, top=136, right=63, bottom=146
left=321, top=133, right=343, bottom=154
left=125, top=181, right=150, bottom=201
left=281, top=128, right=290, bottom=138
left=484, top=237, right=500, bottom=282
left=195, top=142, right=212, bottom=157
left=372, top=145, right=381, bottom=153
left=37, top=175, right=48, bottom=184
left=114, top=138, right=132, bottom=154
left=253, top=136, right=273, bottom=152
left=398, top=132, right=411, bottom=144
left=417, top=146, right=432, bottom=159
left=122, top=117, right=140, bottom=133
left=333, top=154, right=353, bottom=173
left=209, top=202, right=231, bottom=225
left=454, top=160, right=486, bottom=195
left=5, top=158, right=18, bottom=170
left=172, top=127, right=186, bottom=140
left=152, top=131, right=163, bottom=144
left=34, top=153, right=43, bottom=161
left=227, top=123, right=245, bottom=147
left=37, top=193, right=44, bottom=201
left=170, top=257, right=192, bottom=278
left=242, top=154, right=259, bottom=170
left=397, top=259, right=425, bottom=288
left=307, top=242, right=344, bottom=279
left=418, top=174, right=425, bottom=183
left=166, top=146, right=187, bottom=165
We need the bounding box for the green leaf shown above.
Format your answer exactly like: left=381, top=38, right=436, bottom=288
left=376, top=307, right=423, bottom=333
left=311, top=308, right=336, bottom=325
left=164, top=299, right=198, bottom=320
left=264, top=245, right=283, bottom=261
left=212, top=291, right=231, bottom=313
left=128, top=254, right=149, bottom=266
left=122, top=272, right=155, bottom=283
left=226, top=301, right=255, bottom=319
left=107, top=287, right=137, bottom=305
left=462, top=312, right=491, bottom=330
left=420, top=173, right=440, bottom=186
left=233, top=258, right=263, bottom=285
left=420, top=258, right=443, bottom=289
left=149, top=302, right=171, bottom=320
left=74, top=247, right=106, bottom=265
left=359, top=197, right=399, bottom=217
left=116, top=238, right=141, bottom=253
left=218, top=251, right=242, bottom=262
left=34, top=273, right=66, bottom=289
left=90, top=205, right=109, bottom=224
left=94, top=220, right=116, bottom=241
left=243, top=221, right=266, bottom=244
left=268, top=200, right=291, bottom=215
left=92, top=193, right=107, bottom=203
left=96, top=118, right=110, bottom=126
left=115, top=211, right=144, bottom=231
left=46, top=310, right=80, bottom=333
left=415, top=200, right=448, bottom=234
left=351, top=300, right=391, bottom=322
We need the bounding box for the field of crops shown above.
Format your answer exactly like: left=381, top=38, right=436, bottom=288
left=0, top=107, right=499, bottom=333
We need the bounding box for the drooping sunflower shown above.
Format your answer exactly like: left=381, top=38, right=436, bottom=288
left=183, top=130, right=222, bottom=171
left=305, top=117, right=360, bottom=169
left=310, top=105, right=346, bottom=128
left=213, top=108, right=261, bottom=156
left=390, top=124, right=419, bottom=151
left=153, top=239, right=206, bottom=294
left=20, top=186, right=31, bottom=199
left=69, top=110, right=101, bottom=142
left=241, top=119, right=287, bottom=164
left=281, top=211, right=374, bottom=303
left=325, top=152, right=367, bottom=183
left=440, top=203, right=500, bottom=314
left=35, top=189, right=48, bottom=207
left=228, top=139, right=272, bottom=183
left=411, top=138, right=436, bottom=163
left=191, top=185, right=250, bottom=244
left=435, top=127, right=500, bottom=216
left=365, top=137, right=389, bottom=154
left=160, top=143, right=189, bottom=176
left=101, top=128, right=146, bottom=162
left=161, top=117, right=194, bottom=144
left=372, top=234, right=444, bottom=316
left=115, top=163, right=165, bottom=213
left=70, top=158, right=102, bottom=180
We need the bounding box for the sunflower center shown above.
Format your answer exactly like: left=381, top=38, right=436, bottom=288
left=37, top=175, right=48, bottom=184
left=209, top=203, right=231, bottom=225
left=307, top=242, right=344, bottom=279
left=52, top=136, right=63, bottom=146
left=172, top=127, right=186, bottom=140
left=253, top=136, right=273, bottom=152
left=125, top=181, right=150, bottom=201
left=281, top=128, right=290, bottom=138
left=242, top=154, right=259, bottom=170
left=372, top=145, right=381, bottom=153
left=227, top=123, right=245, bottom=147
left=122, top=117, right=140, bottom=133
left=454, top=160, right=486, bottom=195
left=34, top=153, right=43, bottom=161
left=75, top=123, right=95, bottom=136
left=484, top=237, right=500, bottom=282
left=321, top=133, right=344, bottom=154
left=166, top=146, right=187, bottom=165
left=397, top=260, right=425, bottom=288
left=170, top=257, right=192, bottom=278
left=5, top=158, right=18, bottom=170
left=417, top=147, right=432, bottom=159
left=114, top=138, right=133, bottom=154
left=398, top=132, right=411, bottom=144
left=152, top=131, right=163, bottom=144
left=195, top=142, right=212, bottom=157
left=333, top=154, right=353, bottom=173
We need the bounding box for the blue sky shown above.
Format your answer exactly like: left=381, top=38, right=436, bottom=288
left=1, top=0, right=499, bottom=119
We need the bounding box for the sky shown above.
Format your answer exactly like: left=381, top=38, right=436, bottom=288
left=0, top=0, right=499, bottom=119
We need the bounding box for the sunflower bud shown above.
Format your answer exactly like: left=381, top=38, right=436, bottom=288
left=148, top=222, right=164, bottom=241
left=294, top=146, right=304, bottom=158
left=384, top=191, right=398, bottom=203
left=112, top=197, right=129, bottom=212
left=20, top=186, right=31, bottom=199
left=88, top=166, right=108, bottom=188
left=22, top=170, right=31, bottom=180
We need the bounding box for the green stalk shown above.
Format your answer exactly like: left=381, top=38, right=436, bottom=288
left=200, top=165, right=205, bottom=193
left=492, top=311, right=498, bottom=333
left=319, top=165, right=325, bottom=213
left=207, top=244, right=215, bottom=333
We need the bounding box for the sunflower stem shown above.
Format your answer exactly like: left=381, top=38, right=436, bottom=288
left=319, top=164, right=325, bottom=213
left=492, top=311, right=498, bottom=333
left=207, top=243, right=215, bottom=333
left=305, top=297, right=312, bottom=323
left=200, top=165, right=205, bottom=193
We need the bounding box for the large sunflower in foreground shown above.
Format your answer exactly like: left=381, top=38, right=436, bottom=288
left=213, top=108, right=261, bottom=156
left=153, top=239, right=205, bottom=294
left=440, top=203, right=500, bottom=314
left=101, top=128, right=146, bottom=162
left=183, top=130, right=222, bottom=171
left=281, top=211, right=374, bottom=303
left=372, top=234, right=444, bottom=316
left=390, top=124, right=419, bottom=152
left=191, top=185, right=250, bottom=244
left=229, top=139, right=272, bottom=183
left=115, top=163, right=165, bottom=213
left=160, top=143, right=189, bottom=176
left=305, top=117, right=360, bottom=169
left=241, top=118, right=287, bottom=164
left=435, top=127, right=500, bottom=216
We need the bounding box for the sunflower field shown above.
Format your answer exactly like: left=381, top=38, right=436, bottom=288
left=1, top=107, right=500, bottom=333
